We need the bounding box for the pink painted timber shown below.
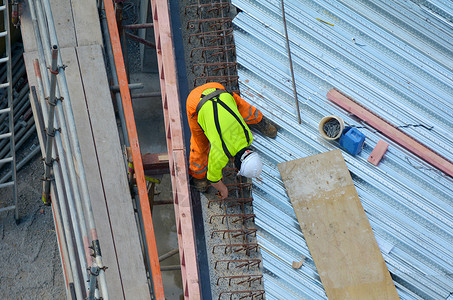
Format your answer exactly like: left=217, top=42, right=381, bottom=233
left=150, top=0, right=201, bottom=299
left=327, top=89, right=453, bottom=177
left=368, top=140, right=389, bottom=166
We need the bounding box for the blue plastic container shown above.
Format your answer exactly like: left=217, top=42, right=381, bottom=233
left=339, top=127, right=366, bottom=155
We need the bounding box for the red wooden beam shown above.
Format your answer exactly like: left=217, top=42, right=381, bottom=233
left=150, top=0, right=201, bottom=298
left=103, top=0, right=165, bottom=298
left=327, top=89, right=453, bottom=177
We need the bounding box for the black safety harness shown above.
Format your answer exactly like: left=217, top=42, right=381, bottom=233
left=196, top=89, right=250, bottom=159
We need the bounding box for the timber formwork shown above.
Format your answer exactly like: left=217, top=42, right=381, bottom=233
left=150, top=1, right=201, bottom=298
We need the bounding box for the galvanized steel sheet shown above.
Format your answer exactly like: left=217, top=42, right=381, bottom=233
left=232, top=0, right=453, bottom=298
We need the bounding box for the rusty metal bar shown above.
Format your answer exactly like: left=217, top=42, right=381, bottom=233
left=184, top=3, right=230, bottom=15
left=187, top=17, right=232, bottom=30
left=123, top=23, right=154, bottom=30
left=216, top=275, right=263, bottom=287
left=212, top=243, right=259, bottom=255
left=188, top=28, right=233, bottom=44
left=211, top=229, right=257, bottom=239
left=218, top=290, right=265, bottom=300
left=280, top=0, right=301, bottom=124
left=209, top=213, right=255, bottom=224
left=124, top=31, right=156, bottom=49
left=214, top=259, right=261, bottom=270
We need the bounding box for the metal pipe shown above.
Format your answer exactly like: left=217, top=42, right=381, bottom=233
left=30, top=0, right=90, bottom=290
left=32, top=47, right=89, bottom=293
left=158, top=248, right=179, bottom=262
left=0, top=119, right=34, bottom=164
left=280, top=0, right=301, bottom=124
left=88, top=266, right=100, bottom=300
left=41, top=0, right=109, bottom=296
left=123, top=23, right=154, bottom=30
left=32, top=0, right=91, bottom=268
left=124, top=31, right=156, bottom=48
left=41, top=46, right=58, bottom=205
left=52, top=153, right=84, bottom=300
left=160, top=265, right=181, bottom=271
left=5, top=0, right=18, bottom=221
left=0, top=90, right=30, bottom=136
left=13, top=92, right=31, bottom=123
left=0, top=144, right=40, bottom=184
left=11, top=63, right=26, bottom=90
left=110, top=82, right=143, bottom=92
left=100, top=8, right=129, bottom=147
left=31, top=79, right=73, bottom=300
left=131, top=92, right=161, bottom=99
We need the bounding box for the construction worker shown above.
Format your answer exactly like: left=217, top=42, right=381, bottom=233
left=187, top=82, right=277, bottom=199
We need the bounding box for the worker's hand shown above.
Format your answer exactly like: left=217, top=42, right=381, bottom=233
left=211, top=180, right=228, bottom=199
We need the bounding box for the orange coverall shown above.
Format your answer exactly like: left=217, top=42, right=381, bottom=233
left=187, top=82, right=263, bottom=179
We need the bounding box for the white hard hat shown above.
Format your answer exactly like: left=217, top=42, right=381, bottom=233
left=238, top=150, right=263, bottom=178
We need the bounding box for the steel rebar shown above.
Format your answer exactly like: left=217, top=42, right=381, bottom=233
left=123, top=22, right=154, bottom=30
left=281, top=0, right=301, bottom=124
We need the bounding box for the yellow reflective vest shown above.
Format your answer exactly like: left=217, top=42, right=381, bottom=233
left=197, top=89, right=253, bottom=182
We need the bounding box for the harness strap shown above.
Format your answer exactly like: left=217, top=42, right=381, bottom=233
left=196, top=89, right=227, bottom=113
left=196, top=88, right=250, bottom=159
left=216, top=98, right=250, bottom=145
left=212, top=100, right=232, bottom=158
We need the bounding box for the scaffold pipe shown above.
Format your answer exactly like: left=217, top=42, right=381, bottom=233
left=33, top=58, right=89, bottom=295
left=28, top=0, right=90, bottom=292
left=41, top=46, right=58, bottom=204
left=40, top=0, right=109, bottom=296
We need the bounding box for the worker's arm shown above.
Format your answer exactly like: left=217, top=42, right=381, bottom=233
left=206, top=144, right=229, bottom=199
left=231, top=92, right=263, bottom=124
left=211, top=180, right=228, bottom=199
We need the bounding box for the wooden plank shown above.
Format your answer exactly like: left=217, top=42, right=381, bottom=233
left=70, top=0, right=103, bottom=46
left=76, top=44, right=151, bottom=300
left=59, top=47, right=124, bottom=299
left=150, top=0, right=201, bottom=298
left=20, top=2, right=37, bottom=53
left=368, top=140, right=389, bottom=166
left=327, top=88, right=453, bottom=177
left=142, top=152, right=169, bottom=173
left=48, top=0, right=77, bottom=48
left=278, top=150, right=398, bottom=300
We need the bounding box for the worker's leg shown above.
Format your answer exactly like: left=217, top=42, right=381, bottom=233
left=187, top=89, right=210, bottom=180
left=188, top=129, right=209, bottom=180
left=232, top=92, right=263, bottom=125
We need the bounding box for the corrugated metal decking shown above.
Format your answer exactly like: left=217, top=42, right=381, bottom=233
left=231, top=0, right=453, bottom=299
